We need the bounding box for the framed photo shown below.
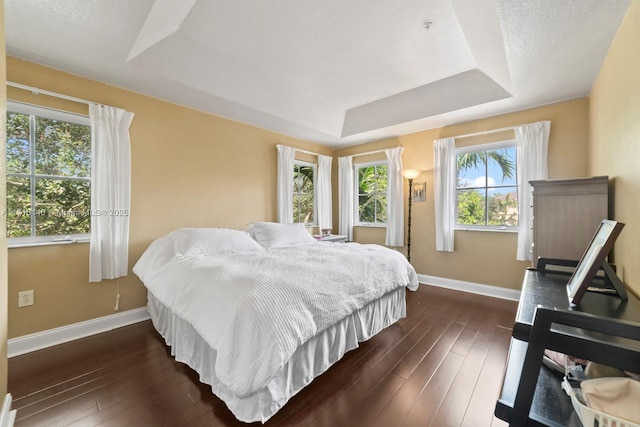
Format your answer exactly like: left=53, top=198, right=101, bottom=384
left=412, top=182, right=426, bottom=202
left=566, top=219, right=625, bottom=305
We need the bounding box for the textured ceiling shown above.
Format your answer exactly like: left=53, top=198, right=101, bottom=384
left=5, top=0, right=631, bottom=147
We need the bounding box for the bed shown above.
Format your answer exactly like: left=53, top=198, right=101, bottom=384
left=133, top=223, right=419, bottom=423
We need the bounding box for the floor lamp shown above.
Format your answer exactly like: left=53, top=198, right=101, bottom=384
left=401, top=169, right=422, bottom=262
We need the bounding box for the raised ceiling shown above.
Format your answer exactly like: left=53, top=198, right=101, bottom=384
left=5, top=0, right=631, bottom=147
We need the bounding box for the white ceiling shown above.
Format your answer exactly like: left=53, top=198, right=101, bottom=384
left=5, top=0, right=631, bottom=148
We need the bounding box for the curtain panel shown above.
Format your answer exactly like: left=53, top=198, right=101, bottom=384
left=433, top=137, right=456, bottom=252
left=516, top=121, right=550, bottom=260
left=317, top=154, right=333, bottom=231
left=276, top=145, right=295, bottom=224
left=338, top=156, right=354, bottom=241
left=89, top=105, right=134, bottom=282
left=385, top=147, right=404, bottom=247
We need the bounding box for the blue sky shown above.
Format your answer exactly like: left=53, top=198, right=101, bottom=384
left=458, top=147, right=517, bottom=190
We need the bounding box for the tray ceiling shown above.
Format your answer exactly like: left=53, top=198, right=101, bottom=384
left=5, top=0, right=631, bottom=147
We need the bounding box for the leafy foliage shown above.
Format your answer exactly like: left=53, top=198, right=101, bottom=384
left=293, top=164, right=314, bottom=224
left=358, top=164, right=387, bottom=223
left=456, top=189, right=486, bottom=225
left=457, top=149, right=515, bottom=181
left=6, top=112, right=91, bottom=238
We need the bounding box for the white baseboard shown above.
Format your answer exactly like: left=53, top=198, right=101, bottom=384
left=8, top=307, right=150, bottom=358
left=417, top=274, right=521, bottom=301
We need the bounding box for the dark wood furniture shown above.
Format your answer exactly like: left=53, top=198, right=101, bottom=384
left=495, top=261, right=640, bottom=426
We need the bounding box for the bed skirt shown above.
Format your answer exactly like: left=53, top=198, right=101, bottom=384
left=147, top=286, right=407, bottom=423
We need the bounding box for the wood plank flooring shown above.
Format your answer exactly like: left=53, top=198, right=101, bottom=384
left=8, top=285, right=518, bottom=426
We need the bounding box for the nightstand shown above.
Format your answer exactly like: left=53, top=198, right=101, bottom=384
left=318, top=234, right=347, bottom=243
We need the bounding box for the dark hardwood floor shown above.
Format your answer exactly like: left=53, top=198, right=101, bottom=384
left=8, top=285, right=517, bottom=426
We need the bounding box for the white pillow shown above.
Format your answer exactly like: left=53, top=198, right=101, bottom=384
left=173, top=228, right=264, bottom=258
left=133, top=232, right=179, bottom=283
left=247, top=222, right=316, bottom=249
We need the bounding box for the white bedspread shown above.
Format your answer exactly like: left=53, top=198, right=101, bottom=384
left=133, top=240, right=418, bottom=398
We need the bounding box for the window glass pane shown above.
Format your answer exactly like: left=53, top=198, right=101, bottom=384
left=488, top=186, right=518, bottom=226
left=35, top=118, right=91, bottom=177
left=374, top=194, right=387, bottom=222
left=487, top=147, right=516, bottom=186
left=357, top=164, right=388, bottom=223
left=35, top=178, right=90, bottom=236
left=6, top=112, right=30, bottom=174
left=457, top=152, right=487, bottom=188
left=293, top=193, right=314, bottom=224
left=376, top=165, right=388, bottom=193
left=358, top=193, right=375, bottom=222
left=296, top=165, right=314, bottom=193
left=457, top=188, right=486, bottom=226
left=292, top=163, right=315, bottom=224
left=6, top=176, right=32, bottom=238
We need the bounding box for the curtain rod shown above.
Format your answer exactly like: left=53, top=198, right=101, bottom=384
left=7, top=81, right=99, bottom=107
left=450, top=125, right=517, bottom=140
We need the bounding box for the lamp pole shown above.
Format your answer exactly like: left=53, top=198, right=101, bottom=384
left=402, top=169, right=422, bottom=263
left=407, top=178, right=414, bottom=262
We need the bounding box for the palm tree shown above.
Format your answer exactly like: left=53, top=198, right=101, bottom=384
left=457, top=149, right=515, bottom=181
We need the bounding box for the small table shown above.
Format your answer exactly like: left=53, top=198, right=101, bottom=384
left=318, top=234, right=347, bottom=243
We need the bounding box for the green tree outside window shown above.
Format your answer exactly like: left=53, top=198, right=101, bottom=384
left=6, top=110, right=91, bottom=238
left=456, top=146, right=518, bottom=227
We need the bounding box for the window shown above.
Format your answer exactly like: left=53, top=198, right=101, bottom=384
left=293, top=161, right=316, bottom=225
left=6, top=102, right=91, bottom=244
left=356, top=162, right=388, bottom=225
left=456, top=141, right=518, bottom=229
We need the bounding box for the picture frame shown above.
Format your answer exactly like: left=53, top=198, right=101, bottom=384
left=412, top=182, right=426, bottom=202
left=566, top=219, right=625, bottom=305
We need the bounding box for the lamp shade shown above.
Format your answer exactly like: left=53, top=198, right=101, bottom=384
left=402, top=169, right=422, bottom=180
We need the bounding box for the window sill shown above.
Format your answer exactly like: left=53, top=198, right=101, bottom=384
left=454, top=226, right=517, bottom=233
left=8, top=236, right=90, bottom=249
left=355, top=223, right=387, bottom=228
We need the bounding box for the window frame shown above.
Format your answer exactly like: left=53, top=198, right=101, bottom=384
left=454, top=140, right=519, bottom=232
left=6, top=101, right=92, bottom=248
left=354, top=160, right=388, bottom=227
left=292, top=160, right=317, bottom=226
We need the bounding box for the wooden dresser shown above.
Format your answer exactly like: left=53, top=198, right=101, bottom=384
left=530, top=176, right=609, bottom=268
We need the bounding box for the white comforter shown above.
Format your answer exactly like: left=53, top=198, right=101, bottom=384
left=133, top=240, right=418, bottom=398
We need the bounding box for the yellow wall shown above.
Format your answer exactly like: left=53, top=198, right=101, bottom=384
left=337, top=98, right=591, bottom=290
left=6, top=57, right=332, bottom=338
left=589, top=1, right=640, bottom=297
left=0, top=0, right=8, bottom=395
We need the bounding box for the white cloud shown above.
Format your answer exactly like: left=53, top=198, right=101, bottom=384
left=473, top=176, right=496, bottom=187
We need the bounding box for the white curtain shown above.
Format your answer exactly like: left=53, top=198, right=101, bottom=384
left=317, top=154, right=333, bottom=231
left=433, top=138, right=456, bottom=252
left=276, top=145, right=295, bottom=223
left=338, top=156, right=354, bottom=241
left=516, top=121, right=550, bottom=261
left=89, top=105, right=134, bottom=282
left=385, top=147, right=404, bottom=247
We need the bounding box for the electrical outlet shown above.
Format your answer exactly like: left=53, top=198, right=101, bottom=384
left=18, top=290, right=34, bottom=307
